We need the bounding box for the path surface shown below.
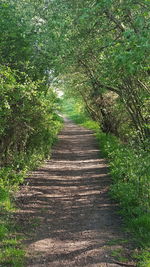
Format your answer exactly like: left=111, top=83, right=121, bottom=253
left=16, top=118, right=134, bottom=267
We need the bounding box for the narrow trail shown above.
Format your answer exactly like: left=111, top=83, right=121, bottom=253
left=16, top=118, right=134, bottom=267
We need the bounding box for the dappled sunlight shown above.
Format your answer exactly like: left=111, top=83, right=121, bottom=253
left=15, top=121, right=129, bottom=266
left=29, top=239, right=90, bottom=253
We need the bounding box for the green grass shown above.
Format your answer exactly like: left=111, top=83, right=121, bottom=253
left=133, top=250, right=150, bottom=267
left=0, top=186, right=25, bottom=267
left=0, top=170, right=24, bottom=266
left=0, top=247, right=25, bottom=267
left=0, top=210, right=25, bottom=267
left=62, top=103, right=150, bottom=267
left=111, top=248, right=128, bottom=262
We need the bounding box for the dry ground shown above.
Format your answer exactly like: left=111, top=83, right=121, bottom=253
left=15, top=118, right=135, bottom=267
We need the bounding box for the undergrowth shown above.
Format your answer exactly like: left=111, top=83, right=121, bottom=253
left=63, top=105, right=150, bottom=267
left=0, top=188, right=25, bottom=267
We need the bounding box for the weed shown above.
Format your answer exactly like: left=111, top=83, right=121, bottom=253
left=30, top=217, right=41, bottom=228
left=134, top=250, right=150, bottom=267
left=0, top=247, right=25, bottom=266
left=111, top=248, right=128, bottom=262
left=0, top=224, right=8, bottom=240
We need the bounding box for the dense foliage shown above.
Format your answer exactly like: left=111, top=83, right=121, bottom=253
left=51, top=0, right=150, bottom=144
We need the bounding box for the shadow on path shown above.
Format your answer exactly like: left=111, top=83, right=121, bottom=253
left=15, top=120, right=133, bottom=267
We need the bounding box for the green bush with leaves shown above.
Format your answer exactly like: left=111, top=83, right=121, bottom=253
left=0, top=66, right=62, bottom=165
left=0, top=66, right=62, bottom=204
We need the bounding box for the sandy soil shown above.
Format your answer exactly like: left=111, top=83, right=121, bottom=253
left=15, top=118, right=135, bottom=267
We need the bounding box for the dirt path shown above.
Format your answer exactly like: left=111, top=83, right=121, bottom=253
left=16, top=118, right=135, bottom=267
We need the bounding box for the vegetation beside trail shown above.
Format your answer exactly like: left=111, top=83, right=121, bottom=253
left=62, top=99, right=150, bottom=267
left=0, top=2, right=63, bottom=266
